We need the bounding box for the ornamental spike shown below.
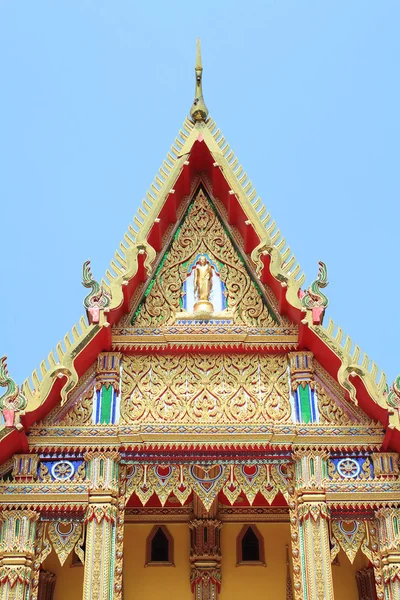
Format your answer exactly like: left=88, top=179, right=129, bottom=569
left=82, top=260, right=111, bottom=324
left=0, top=356, right=27, bottom=428
left=190, top=39, right=208, bottom=123
left=387, top=374, right=400, bottom=410
left=299, top=261, right=329, bottom=325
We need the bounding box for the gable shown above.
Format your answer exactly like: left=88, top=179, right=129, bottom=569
left=128, top=187, right=282, bottom=329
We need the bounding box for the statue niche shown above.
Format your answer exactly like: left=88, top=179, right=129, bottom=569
left=178, top=254, right=228, bottom=319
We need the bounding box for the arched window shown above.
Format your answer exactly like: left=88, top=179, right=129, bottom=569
left=145, top=526, right=174, bottom=566
left=236, top=525, right=265, bottom=566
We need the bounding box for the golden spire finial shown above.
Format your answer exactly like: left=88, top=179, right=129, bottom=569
left=190, top=38, right=208, bottom=123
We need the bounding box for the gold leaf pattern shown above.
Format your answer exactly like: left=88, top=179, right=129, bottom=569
left=132, top=189, right=277, bottom=327
left=121, top=353, right=291, bottom=424
left=59, top=390, right=93, bottom=426
left=331, top=520, right=366, bottom=564
left=316, top=383, right=351, bottom=425
left=48, top=522, right=83, bottom=566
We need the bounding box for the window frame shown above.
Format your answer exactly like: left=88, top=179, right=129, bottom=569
left=145, top=525, right=175, bottom=567
left=236, top=524, right=266, bottom=566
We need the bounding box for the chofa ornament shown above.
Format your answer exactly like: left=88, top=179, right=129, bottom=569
left=0, top=356, right=27, bottom=429
left=387, top=374, right=400, bottom=414
left=82, top=260, right=111, bottom=324
left=299, top=260, right=329, bottom=325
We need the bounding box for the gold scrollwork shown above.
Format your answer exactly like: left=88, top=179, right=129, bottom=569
left=48, top=521, right=83, bottom=566
left=122, top=462, right=285, bottom=511
left=121, top=353, right=291, bottom=424
left=316, top=384, right=351, bottom=425
left=331, top=520, right=366, bottom=564
left=132, top=189, right=278, bottom=327
left=59, top=390, right=94, bottom=426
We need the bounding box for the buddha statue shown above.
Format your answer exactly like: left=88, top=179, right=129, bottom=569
left=193, top=256, right=214, bottom=313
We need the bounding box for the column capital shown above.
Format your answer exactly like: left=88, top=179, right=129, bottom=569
left=288, top=351, right=315, bottom=391
left=292, top=447, right=329, bottom=493
left=84, top=450, right=121, bottom=495
left=95, top=352, right=122, bottom=392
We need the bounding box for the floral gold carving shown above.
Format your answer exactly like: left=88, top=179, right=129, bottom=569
left=121, top=353, right=291, bottom=424
left=59, top=390, right=94, bottom=426
left=48, top=521, right=83, bottom=566
left=132, top=189, right=277, bottom=327
left=316, top=383, right=351, bottom=425
left=331, top=520, right=366, bottom=564
left=123, top=462, right=284, bottom=511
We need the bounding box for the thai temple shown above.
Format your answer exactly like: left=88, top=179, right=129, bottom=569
left=2, top=40, right=400, bottom=600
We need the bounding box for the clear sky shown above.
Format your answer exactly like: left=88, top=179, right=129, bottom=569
left=1, top=1, right=399, bottom=390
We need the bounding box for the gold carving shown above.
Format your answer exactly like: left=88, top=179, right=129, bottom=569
left=48, top=521, right=83, bottom=566
left=123, top=462, right=284, bottom=511
left=331, top=520, right=366, bottom=563
left=132, top=189, right=277, bottom=327
left=59, top=390, right=94, bottom=426
left=121, top=353, right=291, bottom=424
left=39, top=463, right=52, bottom=483
left=316, top=383, right=350, bottom=425
left=234, top=465, right=267, bottom=505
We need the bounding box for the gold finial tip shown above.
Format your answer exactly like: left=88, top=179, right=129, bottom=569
left=190, top=39, right=208, bottom=123
left=196, top=38, right=203, bottom=70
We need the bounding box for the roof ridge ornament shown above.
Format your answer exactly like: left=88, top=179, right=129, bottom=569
left=299, top=261, right=329, bottom=325
left=190, top=38, right=208, bottom=123
left=82, top=260, right=111, bottom=324
left=0, top=356, right=27, bottom=429
left=387, top=375, right=400, bottom=414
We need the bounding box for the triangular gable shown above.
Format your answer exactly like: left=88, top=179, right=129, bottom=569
left=0, top=51, right=398, bottom=461
left=129, top=186, right=282, bottom=328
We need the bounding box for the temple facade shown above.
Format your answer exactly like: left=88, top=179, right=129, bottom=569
left=1, top=41, right=400, bottom=600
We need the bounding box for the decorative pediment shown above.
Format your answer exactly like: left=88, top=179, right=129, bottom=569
left=130, top=187, right=282, bottom=329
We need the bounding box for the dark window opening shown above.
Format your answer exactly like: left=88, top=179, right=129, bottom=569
left=242, top=527, right=260, bottom=561
left=151, top=527, right=169, bottom=562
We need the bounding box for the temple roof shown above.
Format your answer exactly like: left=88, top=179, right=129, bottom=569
left=1, top=42, right=399, bottom=460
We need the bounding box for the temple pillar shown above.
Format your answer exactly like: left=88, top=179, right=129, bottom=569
left=375, top=507, right=400, bottom=600
left=0, top=509, right=39, bottom=600
left=189, top=495, right=222, bottom=600
left=83, top=450, right=121, bottom=600
left=291, top=448, right=334, bottom=600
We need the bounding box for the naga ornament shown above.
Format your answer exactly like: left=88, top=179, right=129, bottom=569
left=387, top=375, right=400, bottom=414
left=82, top=260, right=111, bottom=324
left=299, top=261, right=329, bottom=325
left=0, top=356, right=27, bottom=429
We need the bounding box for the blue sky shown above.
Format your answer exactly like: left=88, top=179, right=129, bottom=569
left=0, top=1, right=399, bottom=389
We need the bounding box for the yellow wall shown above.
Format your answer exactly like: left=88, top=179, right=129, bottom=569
left=332, top=548, right=369, bottom=600
left=124, top=523, right=191, bottom=600
left=42, top=550, right=84, bottom=600
left=41, top=522, right=369, bottom=600
left=220, top=522, right=291, bottom=600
